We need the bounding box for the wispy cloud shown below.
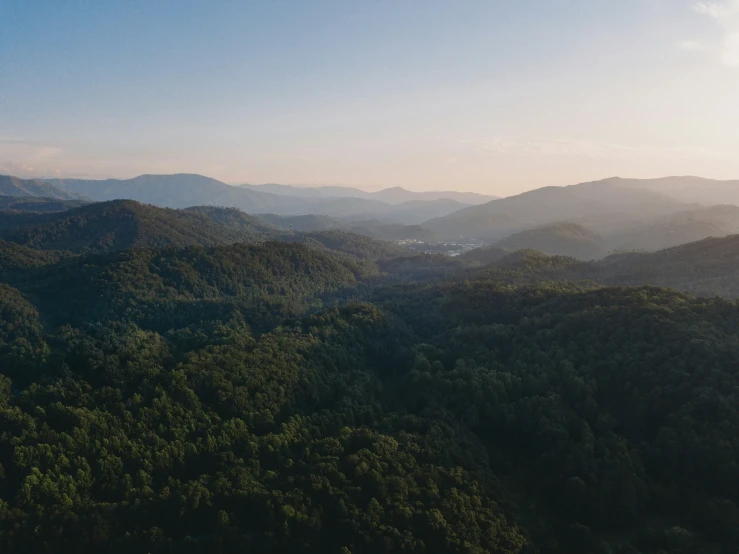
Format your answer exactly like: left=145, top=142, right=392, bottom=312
left=684, top=1, right=739, bottom=67
left=460, top=138, right=719, bottom=160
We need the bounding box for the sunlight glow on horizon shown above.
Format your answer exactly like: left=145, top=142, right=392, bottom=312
left=1, top=0, right=739, bottom=196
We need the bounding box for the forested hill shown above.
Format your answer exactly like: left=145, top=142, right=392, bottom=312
left=3, top=195, right=739, bottom=552
left=2, top=264, right=739, bottom=552
left=599, top=233, right=739, bottom=296
left=496, top=222, right=605, bottom=259
left=7, top=241, right=373, bottom=331
left=0, top=200, right=279, bottom=253
left=285, top=229, right=407, bottom=260
left=0, top=195, right=90, bottom=213
left=454, top=234, right=739, bottom=298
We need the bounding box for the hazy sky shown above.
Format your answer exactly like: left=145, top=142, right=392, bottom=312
left=1, top=0, right=738, bottom=195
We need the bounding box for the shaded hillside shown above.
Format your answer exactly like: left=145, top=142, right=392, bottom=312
left=258, top=214, right=432, bottom=241
left=0, top=195, right=89, bottom=212
left=459, top=244, right=510, bottom=265
left=287, top=229, right=407, bottom=260
left=423, top=180, right=692, bottom=239
left=497, top=222, right=605, bottom=259
left=382, top=198, right=468, bottom=225
left=460, top=233, right=739, bottom=298
left=599, top=234, right=739, bottom=297
left=183, top=205, right=278, bottom=234
left=613, top=176, right=739, bottom=205
left=0, top=175, right=85, bottom=200
left=607, top=205, right=739, bottom=251
left=0, top=240, right=73, bottom=273
left=258, top=213, right=348, bottom=232
left=378, top=253, right=471, bottom=281
left=14, top=241, right=371, bottom=329
left=349, top=219, right=434, bottom=241
left=0, top=200, right=278, bottom=253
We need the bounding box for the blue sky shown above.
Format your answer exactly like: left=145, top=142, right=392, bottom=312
left=1, top=0, right=738, bottom=194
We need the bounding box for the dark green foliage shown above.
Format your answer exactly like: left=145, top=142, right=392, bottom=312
left=287, top=230, right=407, bottom=261
left=599, top=234, right=739, bottom=296
left=459, top=244, right=510, bottom=265
left=11, top=242, right=371, bottom=330
left=0, top=200, right=278, bottom=253
left=258, top=213, right=348, bottom=232
left=0, top=240, right=73, bottom=272
left=349, top=220, right=435, bottom=241
left=0, top=284, right=49, bottom=379
left=1, top=213, right=739, bottom=553
left=378, top=254, right=471, bottom=282
left=0, top=195, right=90, bottom=212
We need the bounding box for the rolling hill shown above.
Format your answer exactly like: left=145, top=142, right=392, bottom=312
left=598, top=205, right=739, bottom=252
left=0, top=175, right=86, bottom=200
left=462, top=231, right=739, bottom=298
left=0, top=195, right=90, bottom=212
left=496, top=221, right=605, bottom=259
left=258, top=213, right=348, bottom=232
left=0, top=200, right=279, bottom=253
left=422, top=179, right=694, bottom=239
left=260, top=214, right=434, bottom=241
left=612, top=176, right=739, bottom=205
left=348, top=220, right=434, bottom=241
left=0, top=199, right=408, bottom=265
left=598, top=234, right=739, bottom=297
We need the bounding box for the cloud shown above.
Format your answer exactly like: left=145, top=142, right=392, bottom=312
left=678, top=39, right=708, bottom=51
left=460, top=138, right=719, bottom=160
left=691, top=0, right=739, bottom=67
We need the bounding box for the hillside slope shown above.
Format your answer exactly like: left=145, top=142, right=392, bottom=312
left=423, top=180, right=692, bottom=239
left=599, top=234, right=739, bottom=296
left=0, top=200, right=279, bottom=253
left=613, top=176, right=739, bottom=205
left=497, top=222, right=605, bottom=259
left=606, top=205, right=739, bottom=251
left=0, top=175, right=85, bottom=200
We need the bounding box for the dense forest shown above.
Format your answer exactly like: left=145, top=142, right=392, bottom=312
left=1, top=197, right=739, bottom=553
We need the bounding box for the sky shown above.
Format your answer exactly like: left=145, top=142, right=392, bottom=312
left=1, top=0, right=738, bottom=196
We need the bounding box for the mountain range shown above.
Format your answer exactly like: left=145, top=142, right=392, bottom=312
left=42, top=174, right=474, bottom=224
left=5, top=171, right=739, bottom=553
left=7, top=172, right=739, bottom=257
left=240, top=182, right=498, bottom=205
left=0, top=174, right=87, bottom=201
left=423, top=179, right=697, bottom=240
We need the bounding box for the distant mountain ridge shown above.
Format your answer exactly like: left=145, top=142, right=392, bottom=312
left=0, top=175, right=87, bottom=200
left=422, top=178, right=698, bottom=240
left=609, top=176, right=739, bottom=205
left=45, top=173, right=472, bottom=224
left=241, top=182, right=498, bottom=205
left=476, top=205, right=739, bottom=260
